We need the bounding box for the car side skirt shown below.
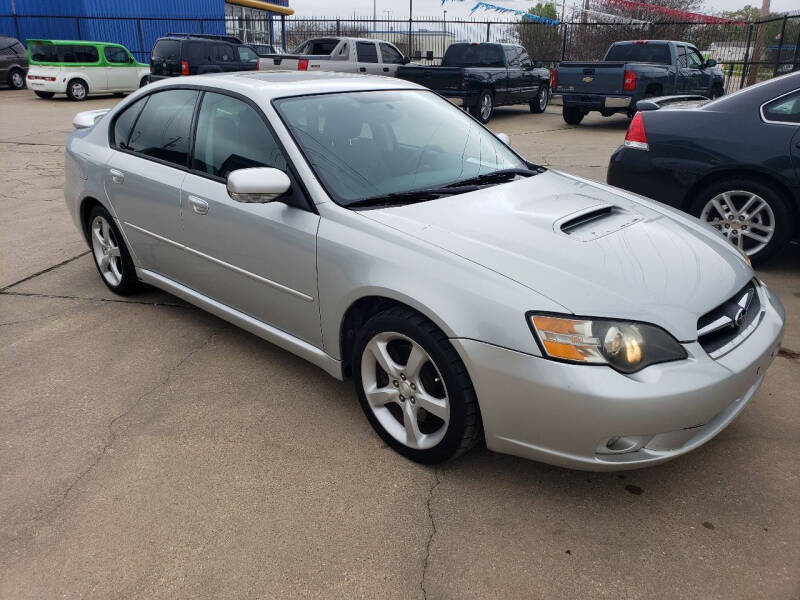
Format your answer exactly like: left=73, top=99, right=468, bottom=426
left=137, top=268, right=343, bottom=380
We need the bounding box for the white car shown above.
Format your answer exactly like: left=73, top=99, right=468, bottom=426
left=27, top=39, right=150, bottom=101
left=258, top=36, right=410, bottom=76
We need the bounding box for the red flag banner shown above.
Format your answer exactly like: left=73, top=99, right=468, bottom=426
left=603, top=0, right=745, bottom=24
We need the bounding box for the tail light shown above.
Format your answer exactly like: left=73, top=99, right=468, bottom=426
left=181, top=60, right=189, bottom=75
left=623, top=70, right=637, bottom=91
left=550, top=69, right=557, bottom=90
left=624, top=112, right=648, bottom=150
left=297, top=58, right=309, bottom=71
left=28, top=74, right=56, bottom=81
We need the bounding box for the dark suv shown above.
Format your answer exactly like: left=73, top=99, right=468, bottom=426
left=148, top=33, right=260, bottom=81
left=0, top=36, right=28, bottom=89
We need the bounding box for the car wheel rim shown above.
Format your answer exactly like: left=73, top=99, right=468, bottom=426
left=72, top=82, right=86, bottom=99
left=91, top=215, right=123, bottom=286
left=539, top=88, right=547, bottom=110
left=701, top=190, right=775, bottom=257
left=11, top=72, right=23, bottom=87
left=481, top=93, right=492, bottom=120
left=360, top=332, right=450, bottom=450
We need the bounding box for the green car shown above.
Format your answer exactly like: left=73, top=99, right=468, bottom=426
left=27, top=39, right=150, bottom=101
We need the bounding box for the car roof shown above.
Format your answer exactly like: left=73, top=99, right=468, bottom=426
left=147, top=70, right=422, bottom=99
left=26, top=38, right=124, bottom=47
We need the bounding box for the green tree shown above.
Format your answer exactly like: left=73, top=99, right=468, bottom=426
left=515, top=3, right=562, bottom=64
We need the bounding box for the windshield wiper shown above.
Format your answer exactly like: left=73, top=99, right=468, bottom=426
left=444, top=167, right=540, bottom=188
left=347, top=185, right=481, bottom=208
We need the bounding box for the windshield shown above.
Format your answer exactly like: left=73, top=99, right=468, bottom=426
left=605, top=43, right=670, bottom=64
left=274, top=90, right=526, bottom=206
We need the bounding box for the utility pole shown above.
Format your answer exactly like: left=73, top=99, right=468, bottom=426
left=746, top=0, right=770, bottom=86
left=408, top=0, right=413, bottom=59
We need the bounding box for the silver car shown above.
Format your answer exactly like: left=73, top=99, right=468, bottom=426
left=64, top=72, right=785, bottom=470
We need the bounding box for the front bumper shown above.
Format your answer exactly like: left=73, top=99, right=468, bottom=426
left=452, top=285, right=785, bottom=470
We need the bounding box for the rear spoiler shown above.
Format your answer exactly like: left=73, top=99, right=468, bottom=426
left=73, top=108, right=110, bottom=130
left=635, top=95, right=710, bottom=111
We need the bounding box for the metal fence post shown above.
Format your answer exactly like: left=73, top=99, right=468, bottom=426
left=76, top=17, right=81, bottom=39
left=136, top=18, right=144, bottom=61
left=773, top=15, right=787, bottom=77
left=336, top=19, right=340, bottom=36
left=486, top=22, right=490, bottom=42
left=200, top=19, right=205, bottom=34
left=13, top=13, right=20, bottom=40
left=793, top=19, right=800, bottom=71
left=561, top=23, right=567, bottom=61
left=740, top=23, right=753, bottom=89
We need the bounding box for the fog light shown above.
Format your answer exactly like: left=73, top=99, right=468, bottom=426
left=596, top=435, right=650, bottom=455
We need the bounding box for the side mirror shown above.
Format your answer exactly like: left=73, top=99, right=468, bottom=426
left=73, top=108, right=110, bottom=129
left=704, top=59, right=717, bottom=68
left=227, top=167, right=291, bottom=203
left=496, top=132, right=511, bottom=147
left=402, top=55, right=411, bottom=64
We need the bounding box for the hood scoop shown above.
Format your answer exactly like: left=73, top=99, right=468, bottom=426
left=556, top=203, right=644, bottom=242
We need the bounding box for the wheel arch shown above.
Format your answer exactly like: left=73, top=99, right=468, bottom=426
left=78, top=196, right=104, bottom=244
left=682, top=168, right=799, bottom=226
left=338, top=294, right=455, bottom=380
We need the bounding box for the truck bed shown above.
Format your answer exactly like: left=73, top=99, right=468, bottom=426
left=396, top=65, right=464, bottom=93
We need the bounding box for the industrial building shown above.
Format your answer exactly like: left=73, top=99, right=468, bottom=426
left=0, top=0, right=293, bottom=61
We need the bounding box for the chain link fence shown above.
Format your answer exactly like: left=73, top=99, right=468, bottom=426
left=3, top=12, right=797, bottom=92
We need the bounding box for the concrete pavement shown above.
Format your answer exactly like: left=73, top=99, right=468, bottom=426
left=1, top=89, right=798, bottom=599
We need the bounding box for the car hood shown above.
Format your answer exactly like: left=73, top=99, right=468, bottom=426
left=361, top=171, right=752, bottom=341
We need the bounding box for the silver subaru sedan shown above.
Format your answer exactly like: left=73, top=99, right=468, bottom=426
left=64, top=71, right=785, bottom=470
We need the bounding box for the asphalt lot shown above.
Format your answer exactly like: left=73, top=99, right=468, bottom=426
left=1, top=88, right=798, bottom=599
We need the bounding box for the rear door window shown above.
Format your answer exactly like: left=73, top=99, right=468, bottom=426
left=30, top=42, right=59, bottom=62
left=126, top=89, right=199, bottom=166
left=112, top=96, right=148, bottom=148
left=676, top=45, right=688, bottom=68
left=104, top=46, right=130, bottom=64
left=356, top=42, right=379, bottom=63
left=215, top=44, right=235, bottom=63
left=58, top=45, right=99, bottom=63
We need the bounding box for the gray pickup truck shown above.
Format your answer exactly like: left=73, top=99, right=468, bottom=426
left=554, top=40, right=725, bottom=125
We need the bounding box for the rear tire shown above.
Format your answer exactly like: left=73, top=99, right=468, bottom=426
left=34, top=90, right=55, bottom=99
left=529, top=84, right=549, bottom=114
left=139, top=76, right=149, bottom=88
left=470, top=89, right=494, bottom=123
left=8, top=68, right=25, bottom=90
left=87, top=205, right=141, bottom=295
left=690, top=177, right=792, bottom=264
left=562, top=106, right=584, bottom=125
left=66, top=78, right=88, bottom=101
left=353, top=306, right=482, bottom=464
left=711, top=84, right=724, bottom=99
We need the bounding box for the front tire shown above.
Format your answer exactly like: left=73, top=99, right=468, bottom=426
left=470, top=89, right=494, bottom=123
left=710, top=84, right=724, bottom=99
left=353, top=307, right=482, bottom=464
left=34, top=90, right=55, bottom=99
left=87, top=206, right=141, bottom=295
left=690, top=178, right=792, bottom=264
left=66, top=78, right=88, bottom=101
left=140, top=76, right=149, bottom=88
left=8, top=68, right=25, bottom=90
left=529, top=84, right=549, bottom=114
left=562, top=106, right=584, bottom=125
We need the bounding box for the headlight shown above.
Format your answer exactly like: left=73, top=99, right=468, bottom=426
left=528, top=313, right=687, bottom=374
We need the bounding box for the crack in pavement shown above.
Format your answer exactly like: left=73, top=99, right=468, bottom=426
left=36, top=326, right=225, bottom=523
left=420, top=466, right=441, bottom=600
left=0, top=251, right=90, bottom=292
left=1, top=290, right=189, bottom=309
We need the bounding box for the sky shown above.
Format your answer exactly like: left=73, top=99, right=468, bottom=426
left=292, top=0, right=797, bottom=18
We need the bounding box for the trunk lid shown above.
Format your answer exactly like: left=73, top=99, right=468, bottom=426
left=556, top=61, right=625, bottom=94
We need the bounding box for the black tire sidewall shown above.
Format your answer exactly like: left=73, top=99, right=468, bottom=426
left=8, top=68, right=25, bottom=89
left=87, top=205, right=141, bottom=295
left=67, top=78, right=88, bottom=101
left=563, top=106, right=584, bottom=125
left=352, top=311, right=476, bottom=464
left=35, top=90, right=54, bottom=99
left=530, top=85, right=548, bottom=113
left=690, top=178, right=792, bottom=264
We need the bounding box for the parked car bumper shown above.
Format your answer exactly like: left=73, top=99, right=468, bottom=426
left=563, top=93, right=633, bottom=111
left=452, top=284, right=784, bottom=471
left=26, top=75, right=67, bottom=93
left=606, top=145, right=692, bottom=207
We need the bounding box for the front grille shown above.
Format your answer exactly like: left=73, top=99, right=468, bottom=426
left=697, top=281, right=761, bottom=357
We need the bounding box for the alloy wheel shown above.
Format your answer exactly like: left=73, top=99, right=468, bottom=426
left=71, top=81, right=87, bottom=100
left=701, top=190, right=775, bottom=257
left=360, top=332, right=450, bottom=450
left=480, top=93, right=492, bottom=121
left=91, top=215, right=123, bottom=286
left=538, top=87, right=548, bottom=111
left=10, top=71, right=24, bottom=89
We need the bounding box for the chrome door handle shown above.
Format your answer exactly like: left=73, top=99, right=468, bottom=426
left=109, top=168, right=124, bottom=184
left=188, top=195, right=209, bottom=215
